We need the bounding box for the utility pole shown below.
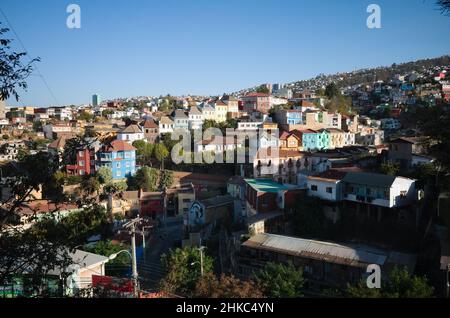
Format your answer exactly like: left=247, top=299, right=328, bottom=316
left=199, top=246, right=205, bottom=277
left=123, top=217, right=142, bottom=298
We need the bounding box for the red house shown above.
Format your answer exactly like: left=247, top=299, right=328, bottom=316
left=66, top=146, right=98, bottom=176
left=139, top=191, right=165, bottom=220
left=241, top=93, right=271, bottom=114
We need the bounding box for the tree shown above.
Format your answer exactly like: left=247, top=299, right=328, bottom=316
left=132, top=140, right=153, bottom=166
left=346, top=266, right=434, bottom=298
left=380, top=161, right=400, bottom=176
left=0, top=22, right=40, bottom=101
left=437, top=0, right=450, bottom=15
left=255, top=262, right=305, bottom=298
left=325, top=83, right=339, bottom=99
left=97, top=166, right=113, bottom=185
left=194, top=273, right=264, bottom=298
left=159, top=170, right=174, bottom=190
left=256, top=85, right=270, bottom=94
left=154, top=143, right=169, bottom=170
left=134, top=166, right=159, bottom=192
left=81, top=175, right=101, bottom=197
left=160, top=247, right=214, bottom=296
left=103, top=181, right=128, bottom=196
left=77, top=111, right=94, bottom=122
left=83, top=240, right=130, bottom=277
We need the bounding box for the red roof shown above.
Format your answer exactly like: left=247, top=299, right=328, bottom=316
left=309, top=170, right=348, bottom=181
left=142, top=119, right=158, bottom=129
left=103, top=140, right=136, bottom=152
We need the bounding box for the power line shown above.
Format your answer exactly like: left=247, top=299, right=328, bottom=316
left=0, top=7, right=60, bottom=105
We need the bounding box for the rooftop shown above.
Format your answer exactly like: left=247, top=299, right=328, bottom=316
left=245, top=178, right=290, bottom=193
left=243, top=233, right=417, bottom=270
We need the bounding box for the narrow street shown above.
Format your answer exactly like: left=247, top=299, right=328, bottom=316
left=137, top=216, right=184, bottom=291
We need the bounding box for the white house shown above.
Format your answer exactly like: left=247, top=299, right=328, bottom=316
left=342, top=172, right=417, bottom=208
left=306, top=170, right=348, bottom=202
left=188, top=106, right=204, bottom=130
left=159, top=116, right=174, bottom=134
left=117, top=124, right=145, bottom=144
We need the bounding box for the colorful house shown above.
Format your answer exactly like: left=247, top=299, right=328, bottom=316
left=316, top=129, right=330, bottom=150
left=97, top=140, right=136, bottom=180
left=300, top=129, right=318, bottom=151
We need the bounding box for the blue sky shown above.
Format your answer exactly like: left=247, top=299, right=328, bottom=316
left=2, top=0, right=450, bottom=107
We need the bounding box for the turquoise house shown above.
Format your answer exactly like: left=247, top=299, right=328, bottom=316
left=316, top=129, right=330, bottom=150
left=301, top=130, right=318, bottom=151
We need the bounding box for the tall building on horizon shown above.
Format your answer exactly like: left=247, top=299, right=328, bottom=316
left=92, top=94, right=101, bottom=107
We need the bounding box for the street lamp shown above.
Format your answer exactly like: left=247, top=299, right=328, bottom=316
left=107, top=249, right=138, bottom=298
left=191, top=246, right=206, bottom=277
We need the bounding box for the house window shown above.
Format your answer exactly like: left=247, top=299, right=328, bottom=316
left=116, top=162, right=121, bottom=168
left=326, top=187, right=333, bottom=194
left=311, top=185, right=318, bottom=191
left=78, top=160, right=84, bottom=167
left=400, top=190, right=407, bottom=198
left=116, top=171, right=121, bottom=177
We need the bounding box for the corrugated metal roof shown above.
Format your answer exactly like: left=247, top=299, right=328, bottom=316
left=243, top=233, right=388, bottom=267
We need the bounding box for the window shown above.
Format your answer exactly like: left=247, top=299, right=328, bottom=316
left=311, top=185, right=318, bottom=191
left=116, top=162, right=121, bottom=168
left=116, top=171, right=121, bottom=177
left=326, top=187, right=333, bottom=194
left=78, top=151, right=84, bottom=157
left=126, top=162, right=130, bottom=168
left=78, top=160, right=84, bottom=167
left=400, top=190, right=407, bottom=198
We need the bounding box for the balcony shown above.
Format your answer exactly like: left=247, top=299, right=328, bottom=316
left=344, top=193, right=391, bottom=208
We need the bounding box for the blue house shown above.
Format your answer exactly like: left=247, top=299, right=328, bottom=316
left=97, top=140, right=136, bottom=180
left=301, top=129, right=319, bottom=151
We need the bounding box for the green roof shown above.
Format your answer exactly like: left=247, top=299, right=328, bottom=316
left=245, top=178, right=289, bottom=193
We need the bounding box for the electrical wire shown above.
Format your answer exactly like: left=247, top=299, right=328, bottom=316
left=0, top=7, right=60, bottom=105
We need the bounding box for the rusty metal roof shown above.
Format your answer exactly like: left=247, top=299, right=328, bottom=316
left=243, top=233, right=398, bottom=268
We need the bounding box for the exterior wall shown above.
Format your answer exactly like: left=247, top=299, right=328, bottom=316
left=140, top=197, right=164, bottom=219
left=66, top=148, right=96, bottom=176
left=178, top=191, right=195, bottom=215
left=317, top=131, right=330, bottom=150
left=343, top=183, right=391, bottom=208
left=245, top=186, right=278, bottom=213
left=144, top=127, right=159, bottom=143
left=98, top=150, right=136, bottom=180
left=328, top=131, right=345, bottom=149
left=388, top=142, right=413, bottom=168
left=390, top=178, right=416, bottom=207
left=307, top=179, right=341, bottom=201
left=302, top=133, right=318, bottom=151
left=159, top=122, right=174, bottom=134
left=117, top=132, right=145, bottom=144
left=214, top=105, right=228, bottom=123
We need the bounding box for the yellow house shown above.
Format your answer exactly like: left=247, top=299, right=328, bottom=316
left=214, top=100, right=228, bottom=123
left=327, top=128, right=345, bottom=149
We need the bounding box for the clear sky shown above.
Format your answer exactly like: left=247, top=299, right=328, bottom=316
left=1, top=0, right=450, bottom=107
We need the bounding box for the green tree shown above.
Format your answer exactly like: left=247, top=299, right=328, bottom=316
left=132, top=140, right=154, bottom=166
left=325, top=83, right=339, bottom=99
left=255, top=262, right=305, bottom=298
left=346, top=266, right=434, bottom=298
left=154, top=143, right=169, bottom=170
left=77, top=111, right=94, bottom=122
left=159, top=170, right=174, bottom=190
left=380, top=161, right=400, bottom=176
left=256, top=85, right=270, bottom=94
left=83, top=240, right=130, bottom=276
left=160, top=247, right=214, bottom=296
left=0, top=22, right=40, bottom=101
left=134, top=166, right=159, bottom=191
left=97, top=166, right=113, bottom=185
left=81, top=175, right=101, bottom=196
left=103, top=181, right=128, bottom=195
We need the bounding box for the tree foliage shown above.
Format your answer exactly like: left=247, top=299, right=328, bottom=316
left=255, top=262, right=305, bottom=298
left=194, top=273, right=264, bottom=298
left=132, top=140, right=153, bottom=166
left=346, top=266, right=434, bottom=298
left=291, top=196, right=327, bottom=238
left=160, top=247, right=214, bottom=296
left=0, top=23, right=40, bottom=101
